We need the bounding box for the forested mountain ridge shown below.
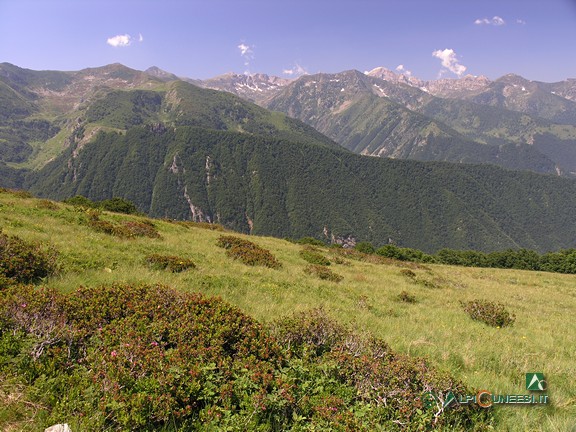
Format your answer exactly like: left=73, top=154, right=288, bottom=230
left=28, top=124, right=576, bottom=253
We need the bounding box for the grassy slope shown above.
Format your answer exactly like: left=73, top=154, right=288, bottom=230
left=0, top=190, right=575, bottom=431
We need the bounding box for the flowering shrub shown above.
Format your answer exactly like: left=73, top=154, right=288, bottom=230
left=460, top=299, right=516, bottom=327
left=0, top=284, right=495, bottom=430
left=304, top=264, right=343, bottom=282
left=217, top=235, right=281, bottom=269
left=0, top=232, right=59, bottom=285
left=145, top=254, right=196, bottom=272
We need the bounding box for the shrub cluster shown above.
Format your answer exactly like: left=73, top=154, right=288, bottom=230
left=0, top=231, right=59, bottom=285
left=460, top=299, right=516, bottom=328
left=376, top=244, right=435, bottom=263
left=299, top=247, right=331, bottom=266
left=436, top=248, right=576, bottom=274
left=216, top=235, right=281, bottom=269
left=339, top=241, right=576, bottom=275
left=64, top=195, right=140, bottom=215
left=397, top=290, right=417, bottom=303
left=0, top=284, right=495, bottom=431
left=85, top=210, right=161, bottom=239
left=304, top=264, right=343, bottom=282
left=295, top=237, right=326, bottom=246
left=145, top=254, right=196, bottom=273
left=270, top=308, right=494, bottom=429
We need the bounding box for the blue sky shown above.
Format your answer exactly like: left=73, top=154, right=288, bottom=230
left=1, top=0, right=575, bottom=82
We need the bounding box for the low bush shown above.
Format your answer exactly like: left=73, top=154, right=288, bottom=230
left=300, top=248, right=331, bottom=266
left=85, top=211, right=161, bottom=239
left=122, top=220, right=161, bottom=239
left=217, top=235, right=281, bottom=269
left=0, top=284, right=496, bottom=430
left=64, top=196, right=140, bottom=215
left=376, top=244, right=435, bottom=263
left=145, top=254, right=196, bottom=273
left=355, top=241, right=375, bottom=254
left=397, top=290, right=417, bottom=303
left=400, top=268, right=417, bottom=279
left=270, top=308, right=494, bottom=429
left=296, top=237, right=326, bottom=246
left=35, top=199, right=60, bottom=210
left=64, top=195, right=98, bottom=208
left=99, top=197, right=139, bottom=215
left=460, top=299, right=516, bottom=327
left=0, top=231, right=59, bottom=285
left=304, top=265, right=343, bottom=282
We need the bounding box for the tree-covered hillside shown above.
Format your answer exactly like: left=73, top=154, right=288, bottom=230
left=28, top=125, right=576, bottom=253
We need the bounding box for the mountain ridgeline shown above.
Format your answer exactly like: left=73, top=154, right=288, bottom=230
left=3, top=62, right=576, bottom=253
left=29, top=123, right=576, bottom=253
left=264, top=70, right=576, bottom=176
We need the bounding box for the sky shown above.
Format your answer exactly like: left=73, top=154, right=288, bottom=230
left=1, top=0, right=576, bottom=82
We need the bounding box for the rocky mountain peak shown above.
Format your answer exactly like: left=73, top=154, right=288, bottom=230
left=145, top=66, right=179, bottom=81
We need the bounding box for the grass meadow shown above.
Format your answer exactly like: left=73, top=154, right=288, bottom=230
left=1, top=190, right=575, bottom=431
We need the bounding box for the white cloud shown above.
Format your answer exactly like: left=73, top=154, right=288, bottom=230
left=139, top=33, right=144, bottom=42
left=237, top=42, right=255, bottom=73
left=238, top=43, right=252, bottom=57
left=474, top=16, right=506, bottom=26
left=107, top=34, right=132, bottom=47
left=432, top=48, right=467, bottom=77
left=283, top=63, right=308, bottom=77
left=516, top=19, right=526, bottom=25
left=395, top=64, right=412, bottom=77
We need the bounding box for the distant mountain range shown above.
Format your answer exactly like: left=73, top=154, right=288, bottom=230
left=142, top=64, right=576, bottom=176
left=3, top=62, right=576, bottom=252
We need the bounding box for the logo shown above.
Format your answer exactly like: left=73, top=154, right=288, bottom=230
left=421, top=372, right=550, bottom=412
left=526, top=373, right=546, bottom=391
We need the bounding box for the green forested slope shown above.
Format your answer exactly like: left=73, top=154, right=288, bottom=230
left=28, top=125, right=576, bottom=253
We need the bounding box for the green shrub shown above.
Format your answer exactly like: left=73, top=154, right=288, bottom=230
left=300, top=248, right=331, bottom=266
left=296, top=237, right=326, bottom=246
left=64, top=196, right=140, bottom=215
left=64, top=195, right=97, bottom=208
left=354, top=242, right=375, bottom=254
left=0, top=232, right=59, bottom=284
left=99, top=197, right=139, bottom=215
left=217, top=235, right=281, bottom=269
left=145, top=254, right=196, bottom=273
left=376, top=244, right=435, bottom=262
left=304, top=265, right=343, bottom=282
left=460, top=299, right=516, bottom=327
